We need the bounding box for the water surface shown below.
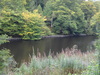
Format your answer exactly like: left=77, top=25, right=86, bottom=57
left=0, top=36, right=97, bottom=65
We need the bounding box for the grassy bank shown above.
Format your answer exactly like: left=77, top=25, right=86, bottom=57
left=5, top=47, right=99, bottom=75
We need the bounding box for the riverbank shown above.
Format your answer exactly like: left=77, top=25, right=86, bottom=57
left=7, top=37, right=22, bottom=41
left=42, top=34, right=94, bottom=38
left=8, top=34, right=96, bottom=41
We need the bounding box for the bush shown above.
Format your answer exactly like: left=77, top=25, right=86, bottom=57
left=0, top=49, right=13, bottom=74
left=0, top=35, right=14, bottom=74
left=81, top=60, right=99, bottom=75
left=0, top=34, right=10, bottom=45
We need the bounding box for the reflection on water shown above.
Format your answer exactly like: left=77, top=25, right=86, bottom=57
left=0, top=36, right=97, bottom=65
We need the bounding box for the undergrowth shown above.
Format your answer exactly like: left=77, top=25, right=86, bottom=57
left=7, top=47, right=98, bottom=75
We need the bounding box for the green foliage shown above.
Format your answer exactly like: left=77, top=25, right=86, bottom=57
left=43, top=0, right=99, bottom=35
left=25, top=0, right=48, bottom=11
left=44, top=0, right=86, bottom=35
left=21, top=10, right=52, bottom=40
left=0, top=9, right=23, bottom=36
left=25, top=0, right=36, bottom=11
left=43, top=0, right=56, bottom=17
left=80, top=1, right=96, bottom=20
left=81, top=38, right=100, bottom=75
left=37, top=4, right=43, bottom=14
left=81, top=61, right=99, bottom=75
left=0, top=0, right=26, bottom=11
left=0, top=34, right=10, bottom=45
left=0, top=9, right=52, bottom=40
left=0, top=0, right=99, bottom=39
left=80, top=1, right=97, bottom=34
left=94, top=1, right=100, bottom=12
left=90, top=12, right=100, bottom=34
left=0, top=35, right=13, bottom=74
left=95, top=36, right=100, bottom=69
left=0, top=49, right=13, bottom=74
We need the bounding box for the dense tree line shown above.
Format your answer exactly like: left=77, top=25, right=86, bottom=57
left=0, top=0, right=100, bottom=40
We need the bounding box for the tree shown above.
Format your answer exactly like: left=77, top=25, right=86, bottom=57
left=0, top=0, right=26, bottom=11
left=0, top=9, right=24, bottom=36
left=80, top=1, right=97, bottom=34
left=44, top=0, right=86, bottom=35
left=94, top=1, right=100, bottom=12
left=25, top=0, right=48, bottom=11
left=0, top=9, right=52, bottom=40
left=37, top=5, right=43, bottom=14
left=81, top=1, right=96, bottom=20
left=90, top=12, right=100, bottom=34
left=21, top=10, right=52, bottom=40
left=25, top=0, right=36, bottom=11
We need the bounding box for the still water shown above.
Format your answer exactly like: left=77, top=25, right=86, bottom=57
left=0, top=36, right=97, bottom=65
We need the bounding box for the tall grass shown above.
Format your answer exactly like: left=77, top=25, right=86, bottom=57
left=7, top=47, right=97, bottom=75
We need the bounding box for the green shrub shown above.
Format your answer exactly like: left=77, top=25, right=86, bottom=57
left=81, top=61, right=99, bottom=75
left=0, top=35, right=14, bottom=74
left=0, top=34, right=10, bottom=45
left=0, top=49, right=13, bottom=74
